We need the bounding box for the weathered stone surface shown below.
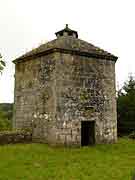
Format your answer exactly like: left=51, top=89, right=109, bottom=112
left=13, top=26, right=118, bottom=146
left=0, top=131, right=32, bottom=145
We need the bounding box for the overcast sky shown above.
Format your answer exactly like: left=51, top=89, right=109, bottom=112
left=0, top=0, right=135, bottom=103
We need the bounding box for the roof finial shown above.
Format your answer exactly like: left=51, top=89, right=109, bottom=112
left=55, top=24, right=78, bottom=38
left=66, top=24, right=68, bottom=29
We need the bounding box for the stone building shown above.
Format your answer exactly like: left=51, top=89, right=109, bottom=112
left=13, top=25, right=118, bottom=146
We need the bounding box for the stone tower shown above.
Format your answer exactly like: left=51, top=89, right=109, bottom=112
left=13, top=25, right=118, bottom=146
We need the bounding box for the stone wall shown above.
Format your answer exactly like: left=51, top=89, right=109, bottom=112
left=14, top=51, right=117, bottom=146
left=13, top=53, right=58, bottom=142
left=0, top=131, right=32, bottom=145
left=52, top=53, right=117, bottom=146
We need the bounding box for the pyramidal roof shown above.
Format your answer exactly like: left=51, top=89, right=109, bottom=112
left=13, top=25, right=118, bottom=63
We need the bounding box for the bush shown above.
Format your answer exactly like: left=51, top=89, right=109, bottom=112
left=0, top=113, right=12, bottom=130
left=128, top=131, right=135, bottom=139
left=0, top=118, right=11, bottom=130
left=0, top=103, right=13, bottom=131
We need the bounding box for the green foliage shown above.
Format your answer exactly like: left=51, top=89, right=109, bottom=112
left=0, top=54, right=9, bottom=129
left=0, top=112, right=11, bottom=130
left=0, top=118, right=11, bottom=130
left=128, top=131, right=135, bottom=139
left=0, top=138, right=134, bottom=179
left=0, top=53, right=6, bottom=73
left=0, top=103, right=13, bottom=131
left=117, top=75, right=135, bottom=135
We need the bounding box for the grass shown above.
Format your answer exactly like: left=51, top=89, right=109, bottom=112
left=0, top=138, right=135, bottom=180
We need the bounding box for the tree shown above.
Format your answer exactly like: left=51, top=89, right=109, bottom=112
left=0, top=53, right=6, bottom=73
left=0, top=103, right=13, bottom=130
left=117, top=75, right=135, bottom=135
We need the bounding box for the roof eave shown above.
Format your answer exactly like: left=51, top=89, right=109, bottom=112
left=13, top=48, right=118, bottom=64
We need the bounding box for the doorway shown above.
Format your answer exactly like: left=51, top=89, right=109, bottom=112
left=81, top=121, right=95, bottom=146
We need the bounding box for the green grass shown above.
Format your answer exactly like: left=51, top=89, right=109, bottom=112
left=0, top=138, right=135, bottom=180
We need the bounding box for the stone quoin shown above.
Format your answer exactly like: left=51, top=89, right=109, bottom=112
left=13, top=25, right=118, bottom=146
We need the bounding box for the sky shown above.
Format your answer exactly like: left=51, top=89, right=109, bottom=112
left=0, top=0, right=135, bottom=103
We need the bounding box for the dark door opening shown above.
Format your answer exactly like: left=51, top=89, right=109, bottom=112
left=81, top=121, right=95, bottom=146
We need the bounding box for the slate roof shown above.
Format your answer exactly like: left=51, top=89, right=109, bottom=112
left=13, top=26, right=118, bottom=63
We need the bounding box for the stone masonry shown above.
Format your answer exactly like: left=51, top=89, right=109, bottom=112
left=13, top=25, right=118, bottom=146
